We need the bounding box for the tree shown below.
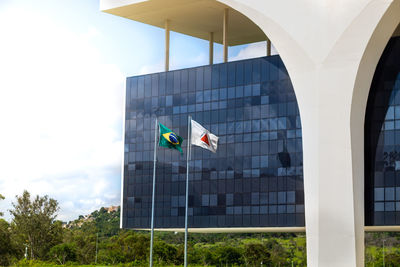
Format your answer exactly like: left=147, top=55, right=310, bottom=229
left=0, top=193, right=12, bottom=265
left=215, top=246, right=244, bottom=266
left=264, top=239, right=288, bottom=266
left=62, top=222, right=97, bottom=264
left=0, top=193, right=4, bottom=217
left=98, top=237, right=125, bottom=265
left=118, top=231, right=149, bottom=263
left=92, top=206, right=120, bottom=236
left=96, top=230, right=150, bottom=264
left=0, top=219, right=15, bottom=266
left=9, top=190, right=63, bottom=260
left=192, top=245, right=215, bottom=266
left=244, top=243, right=271, bottom=265
left=386, top=252, right=400, bottom=266
left=49, top=243, right=77, bottom=264
left=153, top=241, right=178, bottom=264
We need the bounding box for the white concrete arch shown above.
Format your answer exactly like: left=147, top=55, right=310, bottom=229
left=306, top=2, right=400, bottom=267
left=218, top=1, right=399, bottom=267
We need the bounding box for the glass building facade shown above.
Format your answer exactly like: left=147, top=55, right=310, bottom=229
left=365, top=36, right=400, bottom=226
left=122, top=56, right=305, bottom=229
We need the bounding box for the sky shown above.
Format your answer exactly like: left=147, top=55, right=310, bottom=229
left=0, top=0, right=275, bottom=222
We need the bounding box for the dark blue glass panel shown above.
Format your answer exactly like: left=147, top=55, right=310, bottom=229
left=212, top=65, right=219, bottom=89
left=204, top=66, right=211, bottom=89
left=236, top=62, right=244, bottom=86
left=181, top=69, right=188, bottom=93
left=244, top=61, right=252, bottom=85
left=220, top=63, right=228, bottom=88
left=159, top=73, right=166, bottom=96
left=173, top=71, right=181, bottom=94
left=166, top=72, right=173, bottom=94
left=228, top=63, right=236, bottom=87
left=138, top=76, right=144, bottom=98
left=130, top=77, right=138, bottom=99
left=252, top=59, right=261, bottom=84
left=151, top=74, right=158, bottom=97
left=144, top=75, right=151, bottom=97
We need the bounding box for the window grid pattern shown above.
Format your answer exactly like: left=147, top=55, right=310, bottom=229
left=123, top=56, right=305, bottom=228
left=365, top=37, right=400, bottom=226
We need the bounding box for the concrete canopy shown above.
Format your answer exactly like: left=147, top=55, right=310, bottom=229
left=100, top=0, right=266, bottom=46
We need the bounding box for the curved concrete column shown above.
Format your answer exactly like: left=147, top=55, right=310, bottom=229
left=218, top=1, right=400, bottom=266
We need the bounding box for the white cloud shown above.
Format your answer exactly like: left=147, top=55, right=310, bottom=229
left=0, top=6, right=124, bottom=221
left=230, top=41, right=278, bottom=62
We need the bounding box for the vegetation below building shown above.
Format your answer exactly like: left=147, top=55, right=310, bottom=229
left=1, top=191, right=400, bottom=266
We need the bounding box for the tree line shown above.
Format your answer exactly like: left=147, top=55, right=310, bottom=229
left=1, top=191, right=400, bottom=266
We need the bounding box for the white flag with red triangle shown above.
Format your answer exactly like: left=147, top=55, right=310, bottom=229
left=190, top=119, right=219, bottom=153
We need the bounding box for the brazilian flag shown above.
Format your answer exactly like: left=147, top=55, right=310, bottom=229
left=159, top=123, right=183, bottom=154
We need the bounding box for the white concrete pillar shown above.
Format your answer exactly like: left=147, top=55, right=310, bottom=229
left=266, top=37, right=271, bottom=56
left=209, top=32, right=214, bottom=65
left=165, top=19, right=170, bottom=72
left=296, top=68, right=363, bottom=267
left=223, top=8, right=228, bottom=63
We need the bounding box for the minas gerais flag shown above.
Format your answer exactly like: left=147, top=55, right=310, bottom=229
left=190, top=119, right=219, bottom=153
left=159, top=123, right=184, bottom=154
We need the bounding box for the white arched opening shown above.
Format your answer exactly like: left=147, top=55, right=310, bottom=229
left=351, top=1, right=400, bottom=261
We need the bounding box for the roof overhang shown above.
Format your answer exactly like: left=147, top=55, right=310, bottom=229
left=100, top=0, right=267, bottom=46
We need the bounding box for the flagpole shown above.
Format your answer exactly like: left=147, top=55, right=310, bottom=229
left=149, top=117, right=158, bottom=267
left=184, top=115, right=192, bottom=267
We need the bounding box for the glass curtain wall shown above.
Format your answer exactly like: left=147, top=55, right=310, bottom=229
left=123, top=56, right=304, bottom=229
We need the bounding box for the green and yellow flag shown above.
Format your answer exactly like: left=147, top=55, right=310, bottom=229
left=159, top=123, right=183, bottom=154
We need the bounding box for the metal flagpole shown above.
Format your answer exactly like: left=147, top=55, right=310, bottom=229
left=184, top=115, right=192, bottom=267
left=149, top=118, right=158, bottom=267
